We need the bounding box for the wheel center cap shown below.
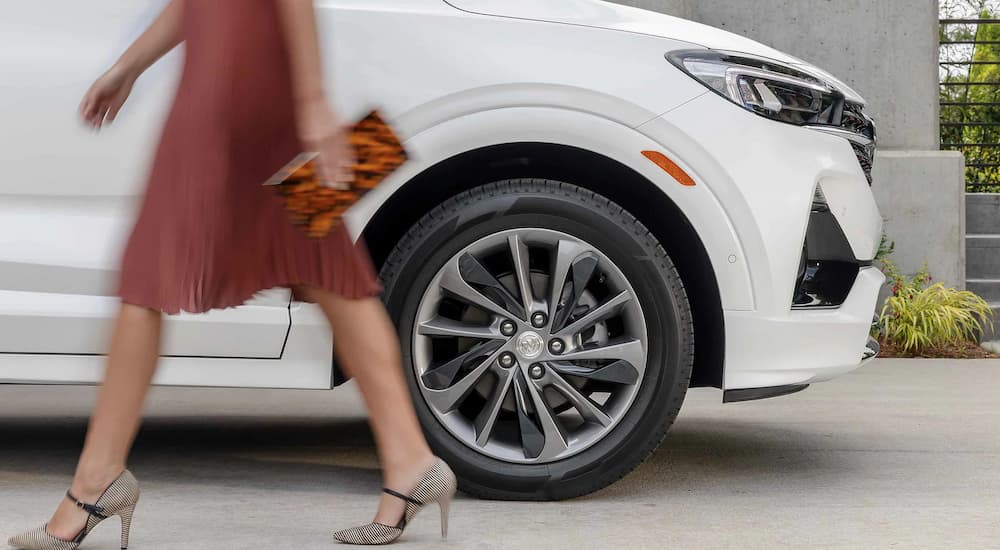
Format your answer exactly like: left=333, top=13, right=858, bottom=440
left=516, top=331, right=544, bottom=359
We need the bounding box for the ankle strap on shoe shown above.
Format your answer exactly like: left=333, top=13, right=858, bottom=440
left=65, top=491, right=108, bottom=519
left=382, top=488, right=424, bottom=506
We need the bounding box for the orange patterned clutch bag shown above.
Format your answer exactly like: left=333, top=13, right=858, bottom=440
left=265, top=110, right=408, bottom=238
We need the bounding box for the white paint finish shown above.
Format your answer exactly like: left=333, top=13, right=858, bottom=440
left=444, top=0, right=800, bottom=63
left=0, top=295, right=329, bottom=387
left=816, top=163, right=884, bottom=261
left=281, top=301, right=336, bottom=383
left=159, top=293, right=292, bottom=359
left=0, top=353, right=329, bottom=390
left=723, top=267, right=885, bottom=390
left=0, top=290, right=290, bottom=358
left=0, top=196, right=133, bottom=296
left=0, top=0, right=179, bottom=197
left=320, top=1, right=708, bottom=126
left=658, top=92, right=883, bottom=315
left=0, top=192, right=291, bottom=357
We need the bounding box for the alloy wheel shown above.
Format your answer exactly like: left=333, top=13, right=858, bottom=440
left=412, top=228, right=648, bottom=464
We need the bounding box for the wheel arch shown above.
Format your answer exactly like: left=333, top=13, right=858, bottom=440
left=361, top=143, right=724, bottom=389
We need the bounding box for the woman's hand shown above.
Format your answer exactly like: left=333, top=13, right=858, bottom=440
left=79, top=0, right=183, bottom=129
left=79, top=65, right=138, bottom=129
left=297, top=98, right=356, bottom=188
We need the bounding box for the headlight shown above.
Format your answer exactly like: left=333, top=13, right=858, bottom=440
left=667, top=50, right=845, bottom=126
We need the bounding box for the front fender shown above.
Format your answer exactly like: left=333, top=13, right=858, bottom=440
left=346, top=106, right=755, bottom=312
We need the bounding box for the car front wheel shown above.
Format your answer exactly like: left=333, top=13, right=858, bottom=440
left=380, top=179, right=694, bottom=500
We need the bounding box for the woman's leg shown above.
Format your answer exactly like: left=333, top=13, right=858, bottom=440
left=46, top=304, right=162, bottom=540
left=298, top=287, right=436, bottom=524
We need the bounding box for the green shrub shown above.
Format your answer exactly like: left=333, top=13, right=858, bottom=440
left=877, top=259, right=994, bottom=353
left=875, top=235, right=895, bottom=261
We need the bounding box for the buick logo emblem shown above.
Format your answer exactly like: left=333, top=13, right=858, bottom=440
left=516, top=331, right=544, bottom=359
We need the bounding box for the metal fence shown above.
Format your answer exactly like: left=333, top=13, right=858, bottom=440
left=941, top=18, right=1000, bottom=191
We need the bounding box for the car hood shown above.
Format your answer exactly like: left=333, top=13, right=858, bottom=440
left=443, top=0, right=801, bottom=64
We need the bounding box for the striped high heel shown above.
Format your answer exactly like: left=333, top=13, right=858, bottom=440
left=8, top=470, right=140, bottom=550
left=333, top=458, right=457, bottom=545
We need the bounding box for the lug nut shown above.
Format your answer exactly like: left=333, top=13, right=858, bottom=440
left=499, top=352, right=516, bottom=369
left=529, top=364, right=545, bottom=380
left=548, top=339, right=565, bottom=355
left=531, top=312, right=548, bottom=328
left=500, top=320, right=517, bottom=337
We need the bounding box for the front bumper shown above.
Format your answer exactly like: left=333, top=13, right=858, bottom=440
left=723, top=266, right=885, bottom=390
left=647, top=90, right=885, bottom=394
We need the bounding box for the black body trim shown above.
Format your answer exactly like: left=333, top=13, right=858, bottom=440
left=331, top=358, right=348, bottom=387
left=723, top=384, right=810, bottom=403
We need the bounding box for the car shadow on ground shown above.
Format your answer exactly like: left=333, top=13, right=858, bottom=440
left=0, top=416, right=383, bottom=496
left=0, top=414, right=846, bottom=502
left=594, top=416, right=847, bottom=500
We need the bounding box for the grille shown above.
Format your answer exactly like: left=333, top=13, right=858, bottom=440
left=841, top=103, right=876, bottom=185
left=851, top=143, right=874, bottom=185
left=842, top=104, right=875, bottom=139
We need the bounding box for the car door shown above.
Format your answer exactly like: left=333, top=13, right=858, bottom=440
left=0, top=0, right=290, bottom=359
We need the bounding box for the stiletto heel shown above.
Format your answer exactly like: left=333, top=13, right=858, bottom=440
left=333, top=458, right=457, bottom=545
left=119, top=504, right=136, bottom=550
left=7, top=470, right=140, bottom=550
left=439, top=495, right=451, bottom=539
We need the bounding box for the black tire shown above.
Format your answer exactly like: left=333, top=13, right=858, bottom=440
left=380, top=179, right=694, bottom=500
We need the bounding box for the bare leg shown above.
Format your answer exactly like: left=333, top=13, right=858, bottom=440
left=297, top=286, right=436, bottom=525
left=46, top=304, right=162, bottom=540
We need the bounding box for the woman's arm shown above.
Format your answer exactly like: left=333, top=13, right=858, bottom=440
left=275, top=0, right=353, bottom=185
left=114, top=0, right=185, bottom=79
left=275, top=0, right=328, bottom=104
left=80, top=0, right=185, bottom=127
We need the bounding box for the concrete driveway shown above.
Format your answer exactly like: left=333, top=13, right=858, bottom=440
left=1, top=359, right=998, bottom=549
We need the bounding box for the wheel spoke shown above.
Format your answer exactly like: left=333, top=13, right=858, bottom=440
left=474, top=366, right=516, bottom=447
left=512, top=370, right=546, bottom=459
left=548, top=239, right=586, bottom=321
left=458, top=253, right=526, bottom=320
left=545, top=368, right=613, bottom=427
left=508, top=234, right=534, bottom=316
left=559, top=338, right=645, bottom=368
left=422, top=342, right=505, bottom=410
left=554, top=290, right=633, bottom=339
left=440, top=258, right=514, bottom=318
left=418, top=317, right=505, bottom=340
left=549, top=360, right=639, bottom=385
left=514, top=369, right=545, bottom=458
left=421, top=339, right=503, bottom=390
left=524, top=371, right=570, bottom=461
left=551, top=253, right=599, bottom=332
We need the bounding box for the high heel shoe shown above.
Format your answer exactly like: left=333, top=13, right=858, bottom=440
left=334, top=458, right=457, bottom=545
left=8, top=470, right=140, bottom=550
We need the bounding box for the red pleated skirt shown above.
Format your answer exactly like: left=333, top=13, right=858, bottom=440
left=118, top=0, right=382, bottom=315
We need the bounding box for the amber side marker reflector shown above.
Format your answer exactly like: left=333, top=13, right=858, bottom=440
left=642, top=151, right=696, bottom=187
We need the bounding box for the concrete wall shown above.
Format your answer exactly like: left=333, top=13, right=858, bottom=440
left=613, top=0, right=965, bottom=288
left=872, top=151, right=966, bottom=288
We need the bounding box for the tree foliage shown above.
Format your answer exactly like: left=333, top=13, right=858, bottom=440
left=941, top=1, right=1000, bottom=190
left=941, top=0, right=1000, bottom=19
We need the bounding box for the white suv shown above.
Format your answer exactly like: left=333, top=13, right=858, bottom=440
left=0, top=0, right=883, bottom=499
